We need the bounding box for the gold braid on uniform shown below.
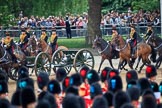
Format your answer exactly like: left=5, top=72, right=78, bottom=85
left=4, top=36, right=12, bottom=47
left=50, top=34, right=56, bottom=43
left=112, top=33, right=116, bottom=39
left=40, top=33, right=47, bottom=41
left=130, top=31, right=135, bottom=39
left=20, top=34, right=26, bottom=43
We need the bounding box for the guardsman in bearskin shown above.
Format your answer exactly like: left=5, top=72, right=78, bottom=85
left=40, top=27, right=48, bottom=43
left=3, top=32, right=17, bottom=62
left=19, top=28, right=28, bottom=51
left=128, top=24, right=137, bottom=58
left=50, top=28, right=58, bottom=54
left=144, top=23, right=154, bottom=41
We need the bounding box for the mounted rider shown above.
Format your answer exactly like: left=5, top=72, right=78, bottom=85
left=50, top=27, right=58, bottom=54
left=2, top=32, right=17, bottom=62
left=19, top=28, right=28, bottom=51
left=144, top=23, right=154, bottom=41
left=40, top=27, right=48, bottom=44
left=25, top=26, right=31, bottom=39
left=128, top=24, right=138, bottom=58
left=111, top=26, right=119, bottom=59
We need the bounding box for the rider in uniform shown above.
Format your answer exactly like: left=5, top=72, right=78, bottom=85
left=50, top=28, right=58, bottom=54
left=40, top=27, right=48, bottom=44
left=25, top=26, right=31, bottom=39
left=3, top=32, right=17, bottom=62
left=129, top=24, right=137, bottom=58
left=144, top=23, right=154, bottom=41
left=111, top=26, right=119, bottom=39
left=19, top=28, right=28, bottom=51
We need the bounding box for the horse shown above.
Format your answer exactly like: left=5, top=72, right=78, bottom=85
left=111, top=35, right=152, bottom=72
left=92, top=36, right=120, bottom=72
left=147, top=35, right=162, bottom=69
left=26, top=35, right=38, bottom=56
left=37, top=39, right=53, bottom=56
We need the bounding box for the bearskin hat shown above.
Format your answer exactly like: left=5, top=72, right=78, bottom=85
left=126, top=70, right=138, bottom=83
left=62, top=76, right=70, bottom=92
left=20, top=87, right=36, bottom=108
left=86, top=69, right=100, bottom=85
left=103, top=91, right=114, bottom=107
left=113, top=90, right=131, bottom=108
left=11, top=90, right=21, bottom=106
left=141, top=94, right=157, bottom=108
left=127, top=86, right=140, bottom=101
left=79, top=65, right=90, bottom=81
left=17, top=77, right=34, bottom=90
left=36, top=100, right=51, bottom=108
left=0, top=80, right=8, bottom=94
left=145, top=65, right=157, bottom=78
left=0, top=98, right=10, bottom=108
left=66, top=86, right=79, bottom=96
left=56, top=68, right=67, bottom=82
left=47, top=79, right=61, bottom=94
left=90, top=82, right=102, bottom=100
left=121, top=103, right=134, bottom=108
left=18, top=66, right=29, bottom=80
left=126, top=80, right=137, bottom=89
left=0, top=70, right=8, bottom=82
left=100, top=67, right=112, bottom=82
left=150, top=81, right=159, bottom=92
left=70, top=73, right=82, bottom=87
left=108, top=76, right=123, bottom=93
left=92, top=96, right=108, bottom=108
left=37, top=71, right=49, bottom=90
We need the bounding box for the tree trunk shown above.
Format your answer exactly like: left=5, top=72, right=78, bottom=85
left=86, top=0, right=102, bottom=45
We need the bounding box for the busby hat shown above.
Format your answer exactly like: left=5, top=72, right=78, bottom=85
left=21, top=27, right=26, bottom=32
left=92, top=96, right=108, bottom=108
left=17, top=77, right=34, bottom=90
left=5, top=31, right=10, bottom=36
left=0, top=80, right=8, bottom=94
left=66, top=86, right=79, bottom=96
left=141, top=94, right=157, bottom=108
left=18, top=66, right=29, bottom=80
left=137, top=78, right=152, bottom=95
left=107, top=69, right=119, bottom=80
left=62, top=76, right=70, bottom=92
left=86, top=69, right=100, bottom=85
left=159, top=81, right=162, bottom=95
left=145, top=65, right=157, bottom=78
left=103, top=91, right=114, bottom=107
left=56, top=68, right=67, bottom=82
left=108, top=76, right=123, bottom=93
left=11, top=90, right=21, bottom=106
left=112, top=26, right=117, bottom=31
left=130, top=23, right=136, bottom=29
left=37, top=71, right=49, bottom=90
left=113, top=90, right=131, bottom=108
left=41, top=27, right=46, bottom=31
left=126, top=70, right=138, bottom=83
left=70, top=73, right=83, bottom=86
left=126, top=80, right=137, bottom=89
left=47, top=79, right=61, bottom=94
left=150, top=81, right=159, bottom=92
left=79, top=65, right=90, bottom=81
left=90, top=82, right=102, bottom=100
left=62, top=94, right=81, bottom=108
left=21, top=87, right=36, bottom=108
left=51, top=27, right=56, bottom=32
left=100, top=67, right=112, bottom=82
left=127, top=86, right=140, bottom=101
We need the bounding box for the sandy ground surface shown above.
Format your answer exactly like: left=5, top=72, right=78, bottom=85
left=7, top=56, right=162, bottom=101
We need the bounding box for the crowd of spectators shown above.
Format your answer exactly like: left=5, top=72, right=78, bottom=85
left=17, top=8, right=161, bottom=30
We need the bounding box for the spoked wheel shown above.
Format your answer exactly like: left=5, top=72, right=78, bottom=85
left=52, top=47, right=71, bottom=74
left=73, top=49, right=95, bottom=72
left=34, top=52, right=51, bottom=76
left=8, top=68, right=19, bottom=81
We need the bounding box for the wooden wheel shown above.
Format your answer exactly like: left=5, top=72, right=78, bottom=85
left=51, top=47, right=72, bottom=74
left=8, top=68, right=19, bottom=81
left=34, top=52, right=51, bottom=76
left=73, top=49, right=95, bottom=72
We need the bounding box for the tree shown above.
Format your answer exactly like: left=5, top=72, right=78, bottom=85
left=86, top=0, right=102, bottom=45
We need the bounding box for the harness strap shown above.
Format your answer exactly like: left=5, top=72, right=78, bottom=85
left=98, top=44, right=109, bottom=54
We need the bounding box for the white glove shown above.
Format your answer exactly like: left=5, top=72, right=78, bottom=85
left=126, top=39, right=131, bottom=43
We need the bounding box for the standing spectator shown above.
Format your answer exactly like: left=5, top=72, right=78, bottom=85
left=65, top=17, right=72, bottom=38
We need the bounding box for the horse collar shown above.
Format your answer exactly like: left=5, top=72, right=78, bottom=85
left=98, top=44, right=109, bottom=54
left=154, top=43, right=162, bottom=50
left=115, top=44, right=127, bottom=51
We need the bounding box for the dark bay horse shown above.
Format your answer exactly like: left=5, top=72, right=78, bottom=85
left=147, top=35, right=162, bottom=69
left=92, top=36, right=119, bottom=72
left=112, top=35, right=152, bottom=72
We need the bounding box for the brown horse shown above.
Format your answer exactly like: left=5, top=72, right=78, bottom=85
left=37, top=39, right=52, bottom=56
left=112, top=35, right=152, bottom=72
left=93, top=36, right=121, bottom=72
left=26, top=35, right=38, bottom=56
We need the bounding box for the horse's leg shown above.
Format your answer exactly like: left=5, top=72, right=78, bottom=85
left=139, top=62, right=146, bottom=73
left=118, top=59, right=124, bottom=72
left=135, top=56, right=141, bottom=70
left=122, top=60, right=128, bottom=71
left=98, top=58, right=104, bottom=73
left=108, top=59, right=114, bottom=69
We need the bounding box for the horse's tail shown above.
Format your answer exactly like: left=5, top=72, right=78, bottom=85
left=150, top=45, right=157, bottom=63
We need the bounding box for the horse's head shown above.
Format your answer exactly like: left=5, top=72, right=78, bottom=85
left=93, top=36, right=103, bottom=49
left=27, top=35, right=37, bottom=48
